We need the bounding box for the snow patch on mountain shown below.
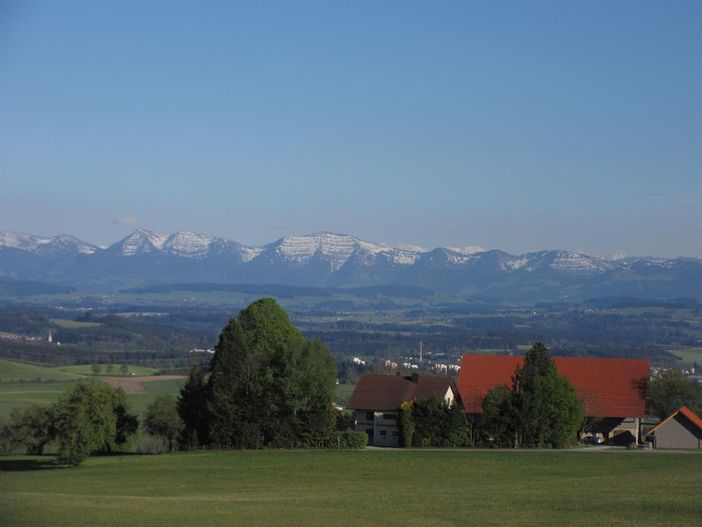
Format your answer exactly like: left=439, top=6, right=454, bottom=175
left=162, top=231, right=215, bottom=258
left=546, top=251, right=613, bottom=273
left=240, top=246, right=264, bottom=263
left=448, top=245, right=484, bottom=256
left=503, top=255, right=529, bottom=270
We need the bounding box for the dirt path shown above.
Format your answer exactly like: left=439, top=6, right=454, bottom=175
left=99, top=375, right=186, bottom=394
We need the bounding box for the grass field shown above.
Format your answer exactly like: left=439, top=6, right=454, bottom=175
left=0, top=381, right=76, bottom=422
left=0, top=359, right=81, bottom=382
left=54, top=364, right=159, bottom=377
left=50, top=318, right=103, bottom=329
left=669, top=347, right=702, bottom=365
left=0, top=449, right=700, bottom=526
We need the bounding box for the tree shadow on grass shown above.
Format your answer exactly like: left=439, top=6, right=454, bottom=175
left=0, top=458, right=68, bottom=472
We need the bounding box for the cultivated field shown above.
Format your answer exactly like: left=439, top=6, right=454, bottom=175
left=0, top=359, right=185, bottom=423
left=0, top=449, right=700, bottom=527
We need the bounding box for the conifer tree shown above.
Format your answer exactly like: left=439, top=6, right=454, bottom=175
left=177, top=361, right=210, bottom=448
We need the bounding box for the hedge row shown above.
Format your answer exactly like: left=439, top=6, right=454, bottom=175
left=330, top=431, right=368, bottom=449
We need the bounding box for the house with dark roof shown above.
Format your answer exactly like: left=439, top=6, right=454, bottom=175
left=457, top=355, right=650, bottom=443
left=347, top=373, right=457, bottom=446
left=646, top=407, right=702, bottom=449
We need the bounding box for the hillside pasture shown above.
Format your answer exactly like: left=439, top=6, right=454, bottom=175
left=0, top=359, right=80, bottom=383
left=0, top=449, right=700, bottom=526
left=0, top=382, right=75, bottom=422
left=54, top=364, right=159, bottom=377
left=669, top=347, right=702, bottom=365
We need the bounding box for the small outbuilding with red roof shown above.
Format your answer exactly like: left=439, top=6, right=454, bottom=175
left=645, top=407, right=702, bottom=449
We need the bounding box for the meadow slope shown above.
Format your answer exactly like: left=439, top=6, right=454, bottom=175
left=1, top=449, right=700, bottom=527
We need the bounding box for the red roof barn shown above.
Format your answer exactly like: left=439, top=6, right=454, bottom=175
left=457, top=354, right=649, bottom=418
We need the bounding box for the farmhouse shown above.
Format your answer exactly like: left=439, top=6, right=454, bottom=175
left=347, top=373, right=457, bottom=447
left=457, top=355, right=649, bottom=443
left=645, top=407, right=702, bottom=449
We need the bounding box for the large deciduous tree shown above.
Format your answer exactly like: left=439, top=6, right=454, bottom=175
left=649, top=368, right=702, bottom=419
left=54, top=382, right=138, bottom=464
left=206, top=298, right=336, bottom=448
left=0, top=405, right=56, bottom=455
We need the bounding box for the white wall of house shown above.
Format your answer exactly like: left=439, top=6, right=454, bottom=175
left=443, top=387, right=455, bottom=407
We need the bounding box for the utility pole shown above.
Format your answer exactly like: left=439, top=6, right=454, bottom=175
left=419, top=340, right=423, bottom=363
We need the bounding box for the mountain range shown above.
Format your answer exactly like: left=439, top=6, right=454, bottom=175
left=1, top=229, right=701, bottom=302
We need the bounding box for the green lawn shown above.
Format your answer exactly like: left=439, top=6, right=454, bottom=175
left=0, top=450, right=700, bottom=526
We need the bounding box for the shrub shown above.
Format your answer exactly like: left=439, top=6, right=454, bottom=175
left=330, top=431, right=368, bottom=449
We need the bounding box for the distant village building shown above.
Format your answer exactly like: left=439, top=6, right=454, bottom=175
left=646, top=407, right=702, bottom=449
left=457, top=355, right=649, bottom=444
left=347, top=374, right=458, bottom=447
left=433, top=363, right=461, bottom=374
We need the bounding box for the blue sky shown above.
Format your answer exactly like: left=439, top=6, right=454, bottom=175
left=1, top=1, right=700, bottom=256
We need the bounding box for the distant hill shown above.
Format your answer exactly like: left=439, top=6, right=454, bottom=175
left=1, top=229, right=701, bottom=302
left=0, top=277, right=75, bottom=296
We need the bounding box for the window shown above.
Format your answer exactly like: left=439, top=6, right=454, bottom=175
left=366, top=411, right=374, bottom=421
left=380, top=430, right=387, bottom=436
left=392, top=431, right=399, bottom=437
left=382, top=413, right=396, bottom=421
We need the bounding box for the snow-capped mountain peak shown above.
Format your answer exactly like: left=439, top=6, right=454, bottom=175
left=0, top=231, right=97, bottom=255
left=0, top=231, right=50, bottom=252
left=268, top=232, right=432, bottom=270
left=271, top=233, right=380, bottom=271
left=117, top=229, right=170, bottom=256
